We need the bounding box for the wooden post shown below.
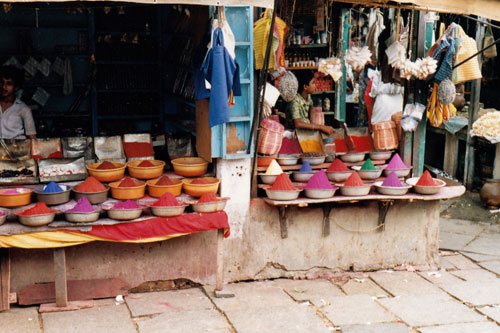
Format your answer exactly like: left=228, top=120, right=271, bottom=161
left=444, top=132, right=459, bottom=177
left=53, top=248, right=68, bottom=308
left=493, top=144, right=500, bottom=179
left=215, top=229, right=224, bottom=292
left=0, top=249, right=10, bottom=312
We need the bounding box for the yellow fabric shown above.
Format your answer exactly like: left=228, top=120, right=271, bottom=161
left=453, top=26, right=482, bottom=84
left=0, top=231, right=189, bottom=249
left=253, top=9, right=272, bottom=70
left=275, top=17, right=288, bottom=68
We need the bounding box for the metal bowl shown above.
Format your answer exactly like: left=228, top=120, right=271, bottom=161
left=106, top=208, right=143, bottom=220
left=339, top=185, right=371, bottom=196
left=326, top=171, right=353, bottom=183
left=265, top=189, right=302, bottom=201
left=300, top=156, right=326, bottom=165
left=190, top=198, right=229, bottom=213
left=292, top=171, right=316, bottom=183
left=303, top=188, right=337, bottom=199
left=339, top=152, right=366, bottom=163
left=369, top=150, right=393, bottom=161
left=64, top=211, right=100, bottom=223
left=276, top=157, right=299, bottom=166
left=259, top=174, right=279, bottom=184
left=0, top=209, right=8, bottom=225
left=16, top=212, right=56, bottom=226
left=405, top=177, right=446, bottom=195
left=383, top=167, right=412, bottom=178
left=34, top=185, right=71, bottom=206
left=72, top=187, right=109, bottom=204
left=374, top=183, right=412, bottom=196
left=351, top=166, right=383, bottom=180
left=150, top=205, right=187, bottom=217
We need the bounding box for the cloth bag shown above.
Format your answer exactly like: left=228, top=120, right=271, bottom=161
left=483, top=25, right=497, bottom=59
left=257, top=118, right=284, bottom=155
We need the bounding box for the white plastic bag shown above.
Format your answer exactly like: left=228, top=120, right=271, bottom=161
left=371, top=94, right=403, bottom=124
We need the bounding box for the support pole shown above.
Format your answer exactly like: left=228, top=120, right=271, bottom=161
left=53, top=248, right=68, bottom=308
left=0, top=249, right=10, bottom=312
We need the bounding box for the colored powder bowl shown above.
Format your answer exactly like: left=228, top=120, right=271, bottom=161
left=66, top=197, right=95, bottom=213
left=327, top=159, right=350, bottom=172
left=152, top=192, right=181, bottom=207
left=279, top=137, right=302, bottom=154
left=75, top=177, right=107, bottom=193
left=344, top=172, right=365, bottom=187
left=299, top=161, right=313, bottom=172
left=304, top=170, right=335, bottom=190
left=385, top=153, right=409, bottom=170
left=137, top=160, right=155, bottom=168
left=360, top=158, right=378, bottom=171
left=42, top=181, right=64, bottom=193
left=118, top=177, right=137, bottom=188
left=382, top=171, right=403, bottom=187
left=155, top=176, right=175, bottom=186
left=123, top=142, right=154, bottom=158
left=265, top=160, right=283, bottom=175
left=416, top=170, right=438, bottom=186
left=191, top=178, right=211, bottom=185
left=113, top=200, right=140, bottom=210
left=96, top=161, right=117, bottom=170
left=269, top=173, right=297, bottom=191
left=198, top=193, right=219, bottom=203
left=18, top=202, right=57, bottom=216
left=3, top=190, right=20, bottom=194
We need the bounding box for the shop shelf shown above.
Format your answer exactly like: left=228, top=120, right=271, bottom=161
left=312, top=90, right=336, bottom=95
left=287, top=44, right=328, bottom=49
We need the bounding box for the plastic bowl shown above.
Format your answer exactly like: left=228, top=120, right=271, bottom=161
left=264, top=189, right=301, bottom=201
left=292, top=171, right=316, bottom=183
left=171, top=157, right=208, bottom=177
left=339, top=185, right=371, bottom=196
left=369, top=150, right=393, bottom=161
left=257, top=156, right=276, bottom=167
left=108, top=180, right=146, bottom=200
left=34, top=185, right=71, bottom=206
left=189, top=198, right=229, bottom=213
left=86, top=162, right=126, bottom=182
left=276, top=157, right=299, bottom=166
left=150, top=205, right=187, bottom=217
left=16, top=212, right=56, bottom=226
left=0, top=188, right=32, bottom=207
left=146, top=178, right=183, bottom=197
left=303, top=188, right=337, bottom=199
left=339, top=152, right=366, bottom=163
left=64, top=211, right=100, bottom=223
left=326, top=171, right=353, bottom=183
left=351, top=166, right=383, bottom=180
left=106, top=208, right=143, bottom=220
left=405, top=177, right=446, bottom=195
left=182, top=177, right=220, bottom=197
left=374, top=182, right=411, bottom=196
left=126, top=160, right=166, bottom=179
left=72, top=187, right=109, bottom=204
left=383, top=167, right=412, bottom=178
left=301, top=156, right=326, bottom=165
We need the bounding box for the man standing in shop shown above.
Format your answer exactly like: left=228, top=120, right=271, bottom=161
left=0, top=66, right=36, bottom=139
left=285, top=71, right=335, bottom=136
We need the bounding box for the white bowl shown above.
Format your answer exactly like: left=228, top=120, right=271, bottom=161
left=276, top=157, right=299, bottom=166
left=351, top=166, right=383, bottom=180
left=190, top=198, right=228, bottom=213
left=17, top=213, right=56, bottom=226
left=326, top=171, right=353, bottom=183
left=339, top=185, right=371, bottom=196
left=340, top=152, right=366, bottom=163
left=292, top=171, right=315, bottom=182
left=303, top=188, right=337, bottom=199
left=106, top=208, right=143, bottom=220
left=259, top=174, right=279, bottom=184
left=150, top=205, right=187, bottom=217
left=265, top=189, right=301, bottom=201
left=369, top=150, right=393, bottom=161
left=383, top=167, right=412, bottom=178
left=374, top=183, right=411, bottom=196
left=301, top=156, right=326, bottom=165
left=64, top=211, right=100, bottom=223
left=405, top=177, right=446, bottom=195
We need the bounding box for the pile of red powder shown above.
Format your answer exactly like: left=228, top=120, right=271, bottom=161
left=137, top=160, right=155, bottom=168
left=327, top=159, right=350, bottom=172
left=416, top=170, right=438, bottom=186
left=344, top=172, right=365, bottom=187
left=75, top=177, right=107, bottom=193
left=112, top=200, right=141, bottom=209
left=269, top=173, right=296, bottom=191
left=191, top=178, right=211, bottom=185
left=152, top=192, right=181, bottom=206
left=198, top=193, right=219, bottom=203
left=334, top=136, right=374, bottom=153
left=279, top=137, right=302, bottom=154
left=96, top=161, right=117, bottom=170
left=123, top=142, right=154, bottom=158
left=118, top=177, right=137, bottom=187
left=155, top=176, right=175, bottom=186
left=18, top=202, right=57, bottom=216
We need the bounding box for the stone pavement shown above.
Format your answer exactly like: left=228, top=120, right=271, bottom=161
left=3, top=217, right=500, bottom=332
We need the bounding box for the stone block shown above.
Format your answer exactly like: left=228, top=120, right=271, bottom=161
left=438, top=280, right=500, bottom=306
left=370, top=271, right=450, bottom=299
left=0, top=306, right=40, bottom=333
left=477, top=305, right=500, bottom=323
left=440, top=232, right=475, bottom=252
left=478, top=261, right=500, bottom=275
left=417, top=322, right=500, bottom=333
left=450, top=269, right=498, bottom=281
left=443, top=255, right=481, bottom=270
left=463, top=236, right=500, bottom=256
left=137, top=309, right=231, bottom=333
left=460, top=252, right=500, bottom=263
left=271, top=278, right=344, bottom=305
left=439, top=219, right=486, bottom=235
left=341, top=278, right=388, bottom=297
left=417, top=270, right=463, bottom=286
left=341, top=323, right=410, bottom=333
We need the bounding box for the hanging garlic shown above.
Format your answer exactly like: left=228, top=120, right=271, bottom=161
left=318, top=57, right=343, bottom=82
left=345, top=46, right=372, bottom=72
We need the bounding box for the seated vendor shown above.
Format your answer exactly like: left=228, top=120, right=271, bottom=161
left=0, top=66, right=36, bottom=139
left=285, top=71, right=334, bottom=136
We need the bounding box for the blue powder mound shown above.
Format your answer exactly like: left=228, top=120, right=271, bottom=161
left=43, top=181, right=63, bottom=193
left=299, top=161, right=313, bottom=172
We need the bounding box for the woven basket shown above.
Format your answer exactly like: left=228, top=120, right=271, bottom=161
left=310, top=107, right=325, bottom=126
left=372, top=121, right=398, bottom=150
left=257, top=118, right=284, bottom=155
left=454, top=26, right=482, bottom=83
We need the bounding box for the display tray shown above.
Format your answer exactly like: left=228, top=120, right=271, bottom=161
left=256, top=159, right=385, bottom=172
left=94, top=136, right=125, bottom=160
left=0, top=159, right=38, bottom=185
left=38, top=157, right=87, bottom=183
left=0, top=138, right=31, bottom=160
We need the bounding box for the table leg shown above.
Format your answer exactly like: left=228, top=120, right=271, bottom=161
left=278, top=206, right=288, bottom=239
left=378, top=201, right=393, bottom=232
left=322, top=204, right=332, bottom=237
left=0, top=249, right=10, bottom=312
left=53, top=248, right=68, bottom=308
left=214, top=229, right=233, bottom=298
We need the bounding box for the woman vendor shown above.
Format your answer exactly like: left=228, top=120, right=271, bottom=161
left=285, top=71, right=335, bottom=136
left=0, top=66, right=36, bottom=139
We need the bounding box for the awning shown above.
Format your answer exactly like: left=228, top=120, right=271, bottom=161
left=332, top=0, right=500, bottom=23
left=4, top=0, right=274, bottom=8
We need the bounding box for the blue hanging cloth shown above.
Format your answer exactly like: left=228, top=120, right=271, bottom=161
left=197, top=27, right=241, bottom=128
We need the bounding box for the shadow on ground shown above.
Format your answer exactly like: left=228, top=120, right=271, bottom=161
left=441, top=191, right=500, bottom=224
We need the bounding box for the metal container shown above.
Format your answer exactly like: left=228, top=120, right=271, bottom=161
left=406, top=177, right=446, bottom=195
left=276, top=157, right=299, bottom=166
left=38, top=157, right=87, bottom=183
left=0, top=209, right=8, bottom=226
left=94, top=136, right=125, bottom=160
left=0, top=159, right=38, bottom=185
left=374, top=183, right=411, bottom=196
left=303, top=188, right=337, bottom=199
left=190, top=198, right=229, bottom=213
left=351, top=166, right=383, bottom=180
left=72, top=187, right=109, bottom=204
left=31, top=138, right=63, bottom=159
left=339, top=185, right=371, bottom=196
left=259, top=174, right=279, bottom=184
left=292, top=171, right=315, bottom=183
left=301, top=156, right=326, bottom=165
left=265, top=189, right=301, bottom=201
left=339, top=152, right=366, bottom=163
left=0, top=138, right=31, bottom=160
left=17, top=212, right=56, bottom=226
left=34, top=185, right=71, bottom=205
left=62, top=137, right=93, bottom=159
left=326, top=171, right=353, bottom=183
left=383, top=168, right=412, bottom=178
left=64, top=211, right=100, bottom=223
left=106, top=208, right=143, bottom=220
left=150, top=205, right=187, bottom=217
left=369, top=150, right=393, bottom=161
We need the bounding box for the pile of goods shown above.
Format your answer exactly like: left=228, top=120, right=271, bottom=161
left=0, top=168, right=33, bottom=178
left=66, top=197, right=95, bottom=213
left=381, top=172, right=403, bottom=187
left=472, top=111, right=500, bottom=139
left=75, top=176, right=107, bottom=192
left=345, top=46, right=372, bottom=72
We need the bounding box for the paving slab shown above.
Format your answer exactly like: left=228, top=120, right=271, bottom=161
left=223, top=305, right=331, bottom=333
left=340, top=323, right=410, bottom=333
left=417, top=322, right=500, bottom=333
left=439, top=280, right=500, bottom=306
left=369, top=271, right=450, bottom=299
left=463, top=236, right=500, bottom=256
left=460, top=252, right=500, bottom=262
left=478, top=260, right=500, bottom=275
left=417, top=270, right=464, bottom=286
left=271, top=278, right=344, bottom=305
left=125, top=288, right=213, bottom=317
left=450, top=269, right=498, bottom=281
left=477, top=305, right=500, bottom=323
left=439, top=256, right=457, bottom=270
left=377, top=295, right=485, bottom=327
left=0, top=306, right=40, bottom=333
left=341, top=278, right=389, bottom=297
left=137, top=309, right=231, bottom=333
left=439, top=232, right=476, bottom=251
left=41, top=299, right=135, bottom=333
left=320, top=294, right=396, bottom=326
left=439, top=219, right=486, bottom=235
left=442, top=255, right=481, bottom=270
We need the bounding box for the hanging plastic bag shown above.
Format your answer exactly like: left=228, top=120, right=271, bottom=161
left=483, top=25, right=497, bottom=59
left=208, top=9, right=235, bottom=60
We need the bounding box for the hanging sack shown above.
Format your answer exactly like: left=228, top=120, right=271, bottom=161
left=257, top=118, right=284, bottom=155
left=483, top=25, right=497, bottom=59
left=372, top=121, right=398, bottom=150
left=453, top=26, right=482, bottom=83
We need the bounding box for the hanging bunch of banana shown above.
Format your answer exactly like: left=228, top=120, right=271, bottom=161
left=426, top=82, right=457, bottom=127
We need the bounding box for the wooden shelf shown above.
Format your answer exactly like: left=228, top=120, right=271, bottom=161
left=287, top=44, right=328, bottom=49
left=257, top=159, right=385, bottom=172
left=312, top=90, right=335, bottom=95
left=286, top=66, right=318, bottom=70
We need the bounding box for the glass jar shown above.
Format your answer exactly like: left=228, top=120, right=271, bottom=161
left=323, top=137, right=336, bottom=162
